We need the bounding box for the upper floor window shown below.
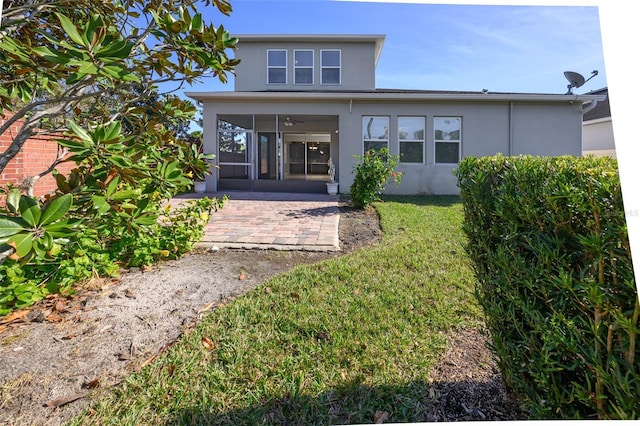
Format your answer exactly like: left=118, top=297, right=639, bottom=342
left=362, top=116, right=389, bottom=153
left=434, top=117, right=461, bottom=164
left=321, top=50, right=341, bottom=85
left=267, top=49, right=287, bottom=84
left=294, top=50, right=314, bottom=85
left=399, top=116, right=425, bottom=163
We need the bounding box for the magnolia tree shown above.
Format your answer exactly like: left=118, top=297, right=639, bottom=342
left=0, top=0, right=239, bottom=313
left=0, top=0, right=238, bottom=184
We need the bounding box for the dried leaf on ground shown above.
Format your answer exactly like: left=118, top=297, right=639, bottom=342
left=201, top=337, right=215, bottom=350
left=374, top=410, right=389, bottom=424
left=0, top=310, right=30, bottom=324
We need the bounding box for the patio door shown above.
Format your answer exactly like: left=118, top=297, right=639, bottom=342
left=257, top=132, right=278, bottom=179
left=283, top=133, right=331, bottom=180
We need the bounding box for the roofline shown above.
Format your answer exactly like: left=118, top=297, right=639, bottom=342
left=186, top=91, right=606, bottom=104
left=583, top=116, right=612, bottom=125
left=233, top=34, right=386, bottom=66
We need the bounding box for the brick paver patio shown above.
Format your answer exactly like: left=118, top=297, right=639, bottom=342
left=171, top=191, right=340, bottom=251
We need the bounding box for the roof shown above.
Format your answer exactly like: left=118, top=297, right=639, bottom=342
left=186, top=88, right=606, bottom=105
left=582, top=87, right=611, bottom=121
left=233, top=34, right=386, bottom=66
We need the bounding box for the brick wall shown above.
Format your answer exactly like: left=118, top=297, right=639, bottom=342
left=0, top=113, right=75, bottom=197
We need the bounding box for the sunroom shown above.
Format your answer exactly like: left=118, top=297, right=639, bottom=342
left=212, top=114, right=340, bottom=193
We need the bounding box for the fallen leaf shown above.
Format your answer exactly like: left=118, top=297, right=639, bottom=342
left=46, top=314, right=63, bottom=323
left=290, top=292, right=300, bottom=300
left=239, top=272, right=247, bottom=280
left=0, top=325, right=7, bottom=334
left=138, top=354, right=157, bottom=371
left=0, top=310, right=30, bottom=324
left=81, top=379, right=100, bottom=390
left=44, top=393, right=85, bottom=408
left=374, top=410, right=389, bottom=424
left=265, top=287, right=272, bottom=294
left=166, top=364, right=175, bottom=376
left=197, top=301, right=217, bottom=314
left=340, top=370, right=347, bottom=380
left=54, top=301, right=67, bottom=312
left=201, top=337, right=215, bottom=350
left=117, top=353, right=131, bottom=361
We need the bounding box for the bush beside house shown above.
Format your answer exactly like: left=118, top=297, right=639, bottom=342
left=455, top=154, right=638, bottom=419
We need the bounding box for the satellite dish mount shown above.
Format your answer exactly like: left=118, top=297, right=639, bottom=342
left=564, top=70, right=598, bottom=94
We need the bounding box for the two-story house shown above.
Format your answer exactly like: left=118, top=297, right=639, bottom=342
left=186, top=34, right=605, bottom=195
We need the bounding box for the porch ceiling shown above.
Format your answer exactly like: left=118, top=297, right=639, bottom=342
left=218, top=114, right=338, bottom=131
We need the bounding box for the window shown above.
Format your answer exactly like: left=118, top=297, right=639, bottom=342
left=434, top=117, right=461, bottom=164
left=321, top=50, right=341, bottom=85
left=294, top=50, right=313, bottom=85
left=399, top=116, right=425, bottom=163
left=267, top=49, right=287, bottom=84
left=362, top=116, right=389, bottom=153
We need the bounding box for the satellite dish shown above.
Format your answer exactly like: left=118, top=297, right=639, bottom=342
left=564, top=70, right=598, bottom=94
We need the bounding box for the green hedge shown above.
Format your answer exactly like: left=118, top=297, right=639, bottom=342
left=455, top=155, right=639, bottom=419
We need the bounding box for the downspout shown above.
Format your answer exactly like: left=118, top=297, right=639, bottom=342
left=581, top=99, right=599, bottom=116
left=509, top=101, right=514, bottom=156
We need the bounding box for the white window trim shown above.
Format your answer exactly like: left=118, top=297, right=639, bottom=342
left=433, top=116, right=462, bottom=165
left=321, top=49, right=341, bottom=85
left=294, top=49, right=314, bottom=85
left=398, top=116, right=425, bottom=164
left=362, top=116, right=389, bottom=154
left=267, top=49, right=287, bottom=85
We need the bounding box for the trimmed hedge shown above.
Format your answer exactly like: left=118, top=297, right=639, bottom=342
left=455, top=155, right=639, bottom=419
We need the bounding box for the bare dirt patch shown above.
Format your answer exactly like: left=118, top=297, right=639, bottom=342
left=0, top=201, right=522, bottom=425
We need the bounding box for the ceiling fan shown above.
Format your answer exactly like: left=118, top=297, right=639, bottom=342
left=283, top=116, right=304, bottom=127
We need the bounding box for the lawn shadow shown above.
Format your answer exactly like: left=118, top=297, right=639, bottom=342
left=380, top=194, right=462, bottom=207
left=161, top=377, right=525, bottom=425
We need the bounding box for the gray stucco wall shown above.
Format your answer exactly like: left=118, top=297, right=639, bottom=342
left=234, top=41, right=377, bottom=92
left=201, top=99, right=583, bottom=195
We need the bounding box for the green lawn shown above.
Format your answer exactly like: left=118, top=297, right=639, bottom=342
left=72, top=195, right=483, bottom=425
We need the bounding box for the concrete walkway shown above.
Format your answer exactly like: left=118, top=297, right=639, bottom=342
left=171, top=191, right=341, bottom=251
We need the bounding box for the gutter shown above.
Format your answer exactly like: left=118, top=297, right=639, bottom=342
left=185, top=91, right=607, bottom=104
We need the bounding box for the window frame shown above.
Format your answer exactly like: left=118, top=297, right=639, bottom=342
left=362, top=116, right=389, bottom=154
left=320, top=49, right=341, bottom=85
left=267, top=49, right=287, bottom=85
left=433, top=116, right=462, bottom=165
left=293, top=49, right=314, bottom=85
left=398, top=116, right=425, bottom=164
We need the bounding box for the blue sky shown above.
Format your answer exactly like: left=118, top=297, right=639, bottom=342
left=188, top=0, right=607, bottom=95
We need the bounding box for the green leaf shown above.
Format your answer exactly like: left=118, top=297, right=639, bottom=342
left=6, top=189, right=21, bottom=213
left=56, top=13, right=86, bottom=46
left=41, top=194, right=73, bottom=226
left=103, top=121, right=122, bottom=142
left=20, top=205, right=41, bottom=227
left=111, top=189, right=140, bottom=201
left=8, top=232, right=34, bottom=258
left=69, top=121, right=93, bottom=143
left=0, top=218, right=25, bottom=238
left=134, top=214, right=158, bottom=226
left=46, top=221, right=78, bottom=238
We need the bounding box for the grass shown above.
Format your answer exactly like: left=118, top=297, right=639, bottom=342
left=71, top=195, right=483, bottom=425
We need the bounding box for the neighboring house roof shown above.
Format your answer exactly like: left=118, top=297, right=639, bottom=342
left=234, top=34, right=386, bottom=65
left=582, top=87, right=610, bottom=121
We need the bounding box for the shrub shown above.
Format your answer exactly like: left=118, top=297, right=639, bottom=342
left=455, top=154, right=638, bottom=419
left=350, top=148, right=402, bottom=209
